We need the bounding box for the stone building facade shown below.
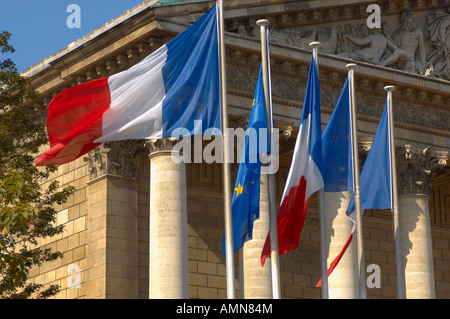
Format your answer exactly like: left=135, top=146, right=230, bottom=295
left=24, top=0, right=449, bottom=298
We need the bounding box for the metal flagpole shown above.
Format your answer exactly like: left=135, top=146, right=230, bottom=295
left=346, top=63, right=366, bottom=299
left=384, top=85, right=406, bottom=299
left=257, top=19, right=281, bottom=299
left=309, top=41, right=329, bottom=299
left=217, top=0, right=235, bottom=299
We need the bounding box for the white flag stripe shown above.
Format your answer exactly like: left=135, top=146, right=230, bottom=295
left=281, top=113, right=323, bottom=203
left=95, top=45, right=168, bottom=142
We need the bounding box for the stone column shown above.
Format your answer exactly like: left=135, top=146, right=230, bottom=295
left=324, top=138, right=372, bottom=299
left=325, top=191, right=358, bottom=298
left=240, top=173, right=272, bottom=299
left=146, top=138, right=189, bottom=299
left=238, top=121, right=293, bottom=299
left=397, top=145, right=448, bottom=299
left=84, top=141, right=142, bottom=299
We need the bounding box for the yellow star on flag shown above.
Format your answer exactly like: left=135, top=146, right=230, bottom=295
left=234, top=183, right=244, bottom=197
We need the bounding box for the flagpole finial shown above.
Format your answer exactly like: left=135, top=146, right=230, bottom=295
left=309, top=42, right=321, bottom=70
left=256, top=19, right=270, bottom=27
left=309, top=41, right=321, bottom=49
left=346, top=63, right=357, bottom=71
left=384, top=85, right=396, bottom=92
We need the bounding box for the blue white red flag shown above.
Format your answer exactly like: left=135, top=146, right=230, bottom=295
left=346, top=99, right=393, bottom=219
left=36, top=5, right=221, bottom=166
left=316, top=76, right=354, bottom=287
left=317, top=96, right=393, bottom=286
left=261, top=55, right=324, bottom=266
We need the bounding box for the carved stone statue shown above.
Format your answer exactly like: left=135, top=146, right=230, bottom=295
left=379, top=10, right=427, bottom=74
left=425, top=9, right=450, bottom=80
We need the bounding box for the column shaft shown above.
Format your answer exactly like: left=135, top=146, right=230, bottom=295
left=149, top=153, right=188, bottom=298
left=325, top=191, right=358, bottom=299
left=240, top=173, right=272, bottom=298
left=399, top=194, right=435, bottom=299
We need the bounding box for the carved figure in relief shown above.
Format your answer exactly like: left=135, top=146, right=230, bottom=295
left=379, top=10, right=427, bottom=74
left=425, top=9, right=450, bottom=80
left=270, top=26, right=337, bottom=54
left=238, top=6, right=449, bottom=80
left=338, top=23, right=395, bottom=64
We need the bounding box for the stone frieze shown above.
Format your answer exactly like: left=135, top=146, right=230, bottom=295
left=237, top=7, right=450, bottom=81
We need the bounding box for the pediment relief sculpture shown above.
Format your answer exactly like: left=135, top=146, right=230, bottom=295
left=270, top=26, right=337, bottom=55
left=234, top=8, right=449, bottom=81
left=336, top=22, right=395, bottom=66
left=425, top=9, right=450, bottom=80
left=380, top=10, right=427, bottom=73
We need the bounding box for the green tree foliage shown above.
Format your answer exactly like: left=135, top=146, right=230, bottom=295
left=0, top=31, right=75, bottom=298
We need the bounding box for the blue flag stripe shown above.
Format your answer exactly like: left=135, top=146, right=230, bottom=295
left=161, top=5, right=221, bottom=137
left=302, top=56, right=323, bottom=175
left=322, top=77, right=354, bottom=192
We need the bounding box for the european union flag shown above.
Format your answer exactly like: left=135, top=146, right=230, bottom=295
left=222, top=66, right=269, bottom=255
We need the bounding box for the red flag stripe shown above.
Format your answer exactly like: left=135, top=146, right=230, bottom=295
left=316, top=224, right=355, bottom=287
left=260, top=177, right=309, bottom=266
left=35, top=78, right=111, bottom=166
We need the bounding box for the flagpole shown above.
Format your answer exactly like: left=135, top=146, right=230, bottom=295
left=309, top=41, right=329, bottom=299
left=217, top=0, right=235, bottom=299
left=384, top=85, right=406, bottom=299
left=346, top=63, right=366, bottom=299
left=257, top=18, right=281, bottom=299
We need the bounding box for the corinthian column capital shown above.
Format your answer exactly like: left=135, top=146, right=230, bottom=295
left=84, top=140, right=144, bottom=180
left=396, top=145, right=448, bottom=196
left=145, top=137, right=180, bottom=158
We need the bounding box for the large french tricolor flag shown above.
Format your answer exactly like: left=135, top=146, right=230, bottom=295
left=260, top=56, right=324, bottom=266
left=36, top=5, right=221, bottom=166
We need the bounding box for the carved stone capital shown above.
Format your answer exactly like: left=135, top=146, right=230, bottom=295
left=235, top=114, right=250, bottom=130
left=274, top=120, right=294, bottom=139
left=358, top=137, right=373, bottom=153
left=145, top=138, right=180, bottom=158
left=396, top=144, right=448, bottom=196
left=84, top=140, right=144, bottom=180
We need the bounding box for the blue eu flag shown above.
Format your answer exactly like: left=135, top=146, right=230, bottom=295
left=222, top=66, right=269, bottom=255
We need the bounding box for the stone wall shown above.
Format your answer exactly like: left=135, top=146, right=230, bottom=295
left=29, top=157, right=89, bottom=299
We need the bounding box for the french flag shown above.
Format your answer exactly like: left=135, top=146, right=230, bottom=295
left=317, top=90, right=394, bottom=287
left=36, top=5, right=221, bottom=166
left=316, top=76, right=354, bottom=287
left=261, top=56, right=324, bottom=266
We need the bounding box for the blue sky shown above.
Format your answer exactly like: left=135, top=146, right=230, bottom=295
left=1, top=1, right=146, bottom=73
